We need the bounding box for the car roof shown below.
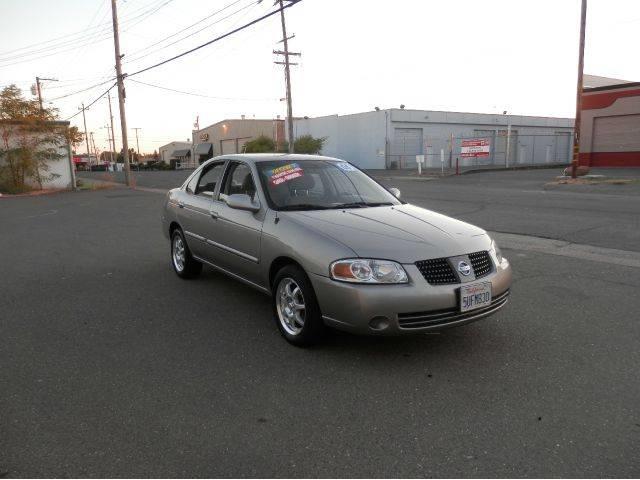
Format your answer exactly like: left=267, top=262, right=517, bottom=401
left=213, top=153, right=345, bottom=164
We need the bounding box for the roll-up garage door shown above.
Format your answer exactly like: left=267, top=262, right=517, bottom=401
left=220, top=139, right=236, bottom=155
left=392, top=128, right=422, bottom=168
left=593, top=114, right=640, bottom=152
left=555, top=132, right=571, bottom=162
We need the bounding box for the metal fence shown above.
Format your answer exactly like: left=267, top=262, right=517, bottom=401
left=386, top=133, right=573, bottom=172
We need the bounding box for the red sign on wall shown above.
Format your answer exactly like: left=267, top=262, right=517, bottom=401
left=461, top=139, right=490, bottom=158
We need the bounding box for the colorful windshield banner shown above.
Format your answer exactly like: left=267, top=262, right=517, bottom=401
left=268, top=163, right=304, bottom=186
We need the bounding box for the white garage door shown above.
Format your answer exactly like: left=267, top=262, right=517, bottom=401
left=392, top=128, right=422, bottom=168
left=593, top=114, right=640, bottom=152
left=555, top=132, right=571, bottom=162
left=221, top=139, right=236, bottom=155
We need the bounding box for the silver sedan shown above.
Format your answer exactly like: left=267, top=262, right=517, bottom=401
left=162, top=154, right=512, bottom=345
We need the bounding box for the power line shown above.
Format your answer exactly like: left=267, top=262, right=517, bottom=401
left=63, top=82, right=117, bottom=121
left=126, top=0, right=302, bottom=78
left=123, top=0, right=246, bottom=62
left=128, top=78, right=278, bottom=102
left=0, top=0, right=171, bottom=59
left=124, top=0, right=257, bottom=65
left=48, top=77, right=117, bottom=102
left=0, top=0, right=175, bottom=66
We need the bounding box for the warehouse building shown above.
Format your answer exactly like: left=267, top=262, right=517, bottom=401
left=579, top=78, right=640, bottom=167
left=0, top=119, right=75, bottom=190
left=293, top=109, right=574, bottom=170
left=192, top=117, right=285, bottom=166
left=158, top=141, right=192, bottom=169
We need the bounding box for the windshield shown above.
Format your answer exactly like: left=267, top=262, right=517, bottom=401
left=256, top=160, right=401, bottom=210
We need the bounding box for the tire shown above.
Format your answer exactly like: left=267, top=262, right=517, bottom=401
left=272, top=264, right=326, bottom=346
left=171, top=228, right=202, bottom=279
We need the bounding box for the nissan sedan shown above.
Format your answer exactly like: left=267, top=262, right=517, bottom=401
left=162, top=154, right=512, bottom=345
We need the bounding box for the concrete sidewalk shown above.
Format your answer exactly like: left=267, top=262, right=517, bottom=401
left=365, top=163, right=570, bottom=181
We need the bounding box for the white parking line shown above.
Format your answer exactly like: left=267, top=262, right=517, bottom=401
left=491, top=231, right=640, bottom=269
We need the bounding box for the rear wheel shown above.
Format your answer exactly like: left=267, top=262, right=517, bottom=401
left=273, top=265, right=325, bottom=346
left=171, top=229, right=202, bottom=279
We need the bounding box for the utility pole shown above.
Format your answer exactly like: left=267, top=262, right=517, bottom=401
left=35, top=76, right=58, bottom=113
left=132, top=127, right=141, bottom=155
left=571, top=0, right=587, bottom=179
left=36, top=77, right=42, bottom=112
left=80, top=103, right=91, bottom=168
left=110, top=0, right=132, bottom=185
left=107, top=91, right=117, bottom=167
left=102, top=126, right=113, bottom=165
left=90, top=132, right=97, bottom=167
left=505, top=124, right=512, bottom=168
left=274, top=0, right=299, bottom=153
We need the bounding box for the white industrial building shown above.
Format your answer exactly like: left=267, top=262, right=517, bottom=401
left=158, top=141, right=192, bottom=168
left=293, top=109, right=574, bottom=169
left=0, top=120, right=75, bottom=190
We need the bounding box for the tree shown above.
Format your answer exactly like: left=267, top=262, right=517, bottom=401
left=278, top=135, right=327, bottom=154
left=244, top=135, right=276, bottom=153
left=293, top=135, right=325, bottom=154
left=0, top=85, right=79, bottom=192
left=65, top=126, right=84, bottom=150
left=117, top=148, right=138, bottom=163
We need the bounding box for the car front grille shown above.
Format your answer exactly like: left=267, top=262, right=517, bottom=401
left=468, top=250, right=492, bottom=278
left=415, top=250, right=493, bottom=284
left=414, top=257, right=458, bottom=285
left=398, top=289, right=510, bottom=329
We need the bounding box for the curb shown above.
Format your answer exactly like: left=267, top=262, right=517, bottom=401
left=0, top=188, right=69, bottom=198
left=458, top=163, right=568, bottom=176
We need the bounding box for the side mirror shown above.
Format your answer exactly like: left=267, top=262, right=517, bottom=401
left=225, top=193, right=260, bottom=212
left=389, top=187, right=401, bottom=199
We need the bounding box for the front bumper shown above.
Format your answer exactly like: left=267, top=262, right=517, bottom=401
left=309, top=258, right=512, bottom=335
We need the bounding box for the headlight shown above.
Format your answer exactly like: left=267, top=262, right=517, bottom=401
left=330, top=259, right=408, bottom=284
left=491, top=239, right=503, bottom=263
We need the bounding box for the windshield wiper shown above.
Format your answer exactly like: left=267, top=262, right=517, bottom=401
left=278, top=204, right=330, bottom=211
left=330, top=201, right=394, bottom=209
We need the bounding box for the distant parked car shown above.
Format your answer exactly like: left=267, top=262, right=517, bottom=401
left=161, top=154, right=512, bottom=345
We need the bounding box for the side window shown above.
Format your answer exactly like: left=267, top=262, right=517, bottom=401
left=220, top=163, right=256, bottom=201
left=196, top=163, right=224, bottom=197
left=186, top=173, right=199, bottom=194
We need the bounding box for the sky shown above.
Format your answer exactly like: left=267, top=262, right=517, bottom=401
left=1, top=0, right=639, bottom=155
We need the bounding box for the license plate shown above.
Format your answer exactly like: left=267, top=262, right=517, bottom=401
left=460, top=282, right=492, bottom=312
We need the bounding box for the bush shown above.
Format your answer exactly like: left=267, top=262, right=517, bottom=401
left=294, top=135, right=325, bottom=154
left=244, top=135, right=276, bottom=153
left=0, top=176, right=32, bottom=194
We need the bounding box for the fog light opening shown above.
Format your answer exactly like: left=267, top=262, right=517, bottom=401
left=369, top=316, right=390, bottom=331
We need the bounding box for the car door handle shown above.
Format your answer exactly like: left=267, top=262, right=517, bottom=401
left=177, top=202, right=185, bottom=209
left=210, top=211, right=219, bottom=219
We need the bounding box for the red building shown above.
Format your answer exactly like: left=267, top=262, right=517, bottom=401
left=579, top=79, right=640, bottom=167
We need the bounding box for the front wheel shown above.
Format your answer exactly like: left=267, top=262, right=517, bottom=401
left=171, top=229, right=202, bottom=279
left=273, top=265, right=325, bottom=346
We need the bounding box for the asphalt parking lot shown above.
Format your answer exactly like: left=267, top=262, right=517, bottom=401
left=1, top=169, right=639, bottom=477
left=81, top=167, right=640, bottom=251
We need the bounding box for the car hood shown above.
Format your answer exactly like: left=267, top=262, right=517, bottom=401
left=283, top=204, right=490, bottom=263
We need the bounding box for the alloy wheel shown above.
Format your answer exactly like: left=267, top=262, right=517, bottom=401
left=172, top=234, right=186, bottom=272
left=276, top=277, right=306, bottom=335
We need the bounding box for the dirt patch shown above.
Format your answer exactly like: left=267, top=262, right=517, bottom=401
left=0, top=188, right=67, bottom=198
left=547, top=177, right=640, bottom=186
left=76, top=178, right=115, bottom=191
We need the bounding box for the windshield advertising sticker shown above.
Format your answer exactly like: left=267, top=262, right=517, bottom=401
left=336, top=162, right=356, bottom=172
left=268, top=163, right=304, bottom=186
